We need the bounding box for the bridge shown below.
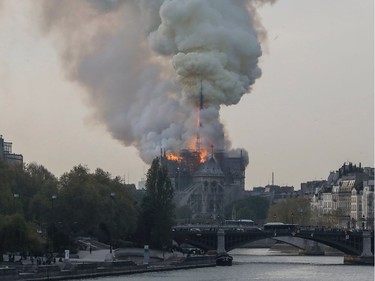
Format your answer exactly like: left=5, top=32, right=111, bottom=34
left=172, top=225, right=374, bottom=264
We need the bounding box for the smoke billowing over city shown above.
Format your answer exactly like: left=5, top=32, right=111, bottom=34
left=36, top=0, right=276, bottom=165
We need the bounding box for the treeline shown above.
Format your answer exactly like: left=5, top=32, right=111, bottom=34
left=0, top=158, right=174, bottom=261
left=1, top=158, right=319, bottom=261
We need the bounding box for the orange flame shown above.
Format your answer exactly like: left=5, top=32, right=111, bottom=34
left=199, top=149, right=207, bottom=163
left=166, top=152, right=181, bottom=162
left=188, top=137, right=196, bottom=150
left=165, top=106, right=208, bottom=165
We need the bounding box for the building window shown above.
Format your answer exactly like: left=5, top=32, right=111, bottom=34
left=3, top=142, right=12, bottom=153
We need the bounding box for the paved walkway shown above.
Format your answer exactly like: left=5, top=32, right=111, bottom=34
left=74, top=249, right=114, bottom=262
left=2, top=248, right=184, bottom=267
left=74, top=248, right=184, bottom=264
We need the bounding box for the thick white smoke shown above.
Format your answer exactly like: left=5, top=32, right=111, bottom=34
left=36, top=0, right=274, bottom=164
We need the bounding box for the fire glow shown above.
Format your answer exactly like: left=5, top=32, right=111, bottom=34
left=166, top=148, right=207, bottom=164
left=166, top=153, right=181, bottom=162
left=199, top=149, right=207, bottom=163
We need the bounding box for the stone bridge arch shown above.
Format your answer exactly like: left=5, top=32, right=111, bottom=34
left=272, top=236, right=324, bottom=254
left=172, top=226, right=374, bottom=263
left=292, top=229, right=374, bottom=257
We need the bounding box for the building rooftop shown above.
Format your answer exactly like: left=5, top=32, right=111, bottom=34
left=193, top=156, right=224, bottom=178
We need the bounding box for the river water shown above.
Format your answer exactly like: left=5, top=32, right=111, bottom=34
left=84, top=248, right=374, bottom=281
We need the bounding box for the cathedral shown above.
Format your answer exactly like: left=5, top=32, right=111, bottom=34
left=160, top=149, right=245, bottom=222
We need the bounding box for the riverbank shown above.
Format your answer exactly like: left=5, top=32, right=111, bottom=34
left=0, top=253, right=216, bottom=281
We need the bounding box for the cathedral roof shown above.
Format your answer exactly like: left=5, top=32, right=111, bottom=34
left=193, top=156, right=224, bottom=178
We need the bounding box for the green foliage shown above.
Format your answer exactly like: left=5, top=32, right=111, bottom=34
left=0, top=214, right=43, bottom=257
left=0, top=160, right=25, bottom=215
left=0, top=160, right=138, bottom=254
left=56, top=166, right=138, bottom=247
left=24, top=163, right=59, bottom=223
left=225, top=196, right=270, bottom=224
left=266, top=197, right=311, bottom=224
left=313, top=208, right=344, bottom=227
left=138, top=158, right=175, bottom=249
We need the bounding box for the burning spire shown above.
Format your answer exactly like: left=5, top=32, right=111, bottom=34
left=199, top=80, right=204, bottom=112
left=196, top=80, right=203, bottom=153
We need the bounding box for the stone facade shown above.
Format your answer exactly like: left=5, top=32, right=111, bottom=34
left=310, top=162, right=374, bottom=228
left=0, top=135, right=23, bottom=166
left=161, top=149, right=245, bottom=222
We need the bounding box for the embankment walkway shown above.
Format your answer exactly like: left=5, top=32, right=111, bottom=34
left=0, top=249, right=216, bottom=281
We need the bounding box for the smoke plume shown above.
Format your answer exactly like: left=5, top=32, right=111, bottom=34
left=36, top=0, right=274, bottom=165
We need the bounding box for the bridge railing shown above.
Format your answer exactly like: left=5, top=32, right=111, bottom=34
left=296, top=226, right=374, bottom=234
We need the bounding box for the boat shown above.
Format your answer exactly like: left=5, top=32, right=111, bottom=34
left=215, top=253, right=233, bottom=266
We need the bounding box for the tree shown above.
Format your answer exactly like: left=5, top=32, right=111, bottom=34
left=0, top=160, right=138, bottom=254
left=56, top=166, right=137, bottom=249
left=266, top=197, right=312, bottom=225
left=0, top=160, right=25, bottom=215
left=225, top=196, right=270, bottom=225
left=25, top=163, right=59, bottom=224
left=0, top=214, right=43, bottom=261
left=138, top=158, right=175, bottom=249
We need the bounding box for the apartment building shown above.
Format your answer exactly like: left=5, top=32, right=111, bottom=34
left=0, top=135, right=23, bottom=166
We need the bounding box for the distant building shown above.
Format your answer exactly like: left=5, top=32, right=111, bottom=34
left=264, top=184, right=280, bottom=193
left=361, top=180, right=374, bottom=228
left=321, top=189, right=333, bottom=214
left=263, top=184, right=295, bottom=202
left=161, top=149, right=245, bottom=222
left=252, top=186, right=265, bottom=193
left=300, top=180, right=326, bottom=198
left=0, top=135, right=23, bottom=166
left=351, top=187, right=362, bottom=226
left=311, top=162, right=374, bottom=228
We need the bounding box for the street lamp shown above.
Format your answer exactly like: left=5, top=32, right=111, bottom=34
left=291, top=212, right=294, bottom=224
left=13, top=193, right=19, bottom=212
left=12, top=193, right=21, bottom=253
left=51, top=195, right=57, bottom=212
left=51, top=195, right=57, bottom=254
left=110, top=192, right=115, bottom=254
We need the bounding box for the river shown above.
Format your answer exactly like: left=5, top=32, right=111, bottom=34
left=82, top=248, right=374, bottom=281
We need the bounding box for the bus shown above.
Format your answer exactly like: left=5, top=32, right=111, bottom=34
left=263, top=222, right=298, bottom=231
left=224, top=219, right=256, bottom=227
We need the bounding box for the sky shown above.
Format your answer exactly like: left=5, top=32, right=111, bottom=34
left=0, top=0, right=373, bottom=189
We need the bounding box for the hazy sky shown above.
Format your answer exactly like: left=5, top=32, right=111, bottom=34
left=0, top=0, right=373, bottom=189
